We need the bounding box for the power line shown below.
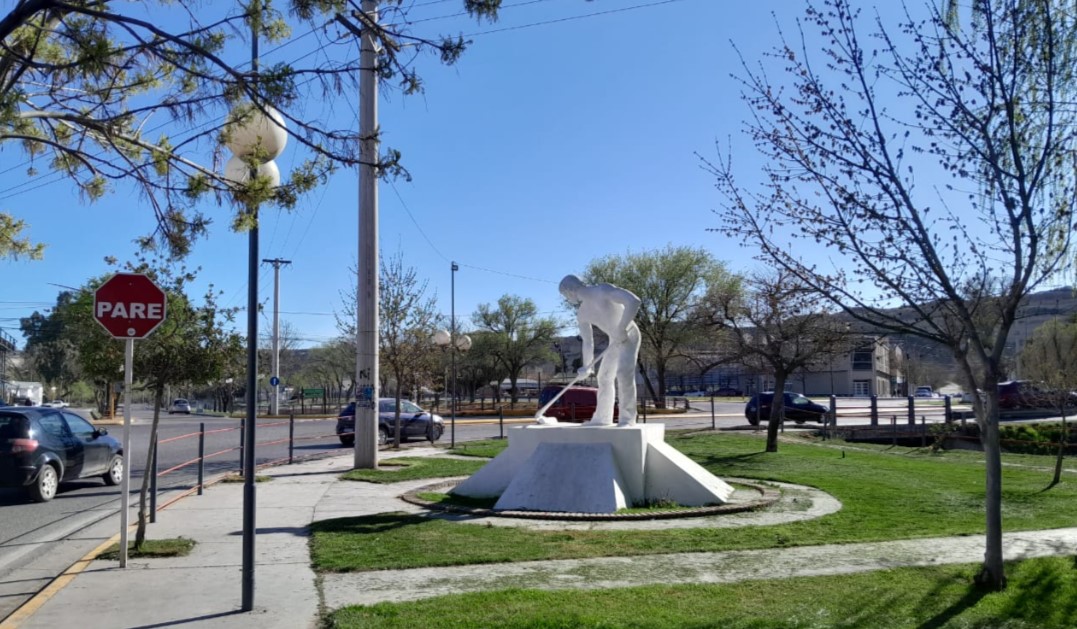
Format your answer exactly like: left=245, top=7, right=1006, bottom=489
left=465, top=0, right=693, bottom=37
left=390, top=0, right=560, bottom=27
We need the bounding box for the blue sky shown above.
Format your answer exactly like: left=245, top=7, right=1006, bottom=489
left=0, top=0, right=861, bottom=349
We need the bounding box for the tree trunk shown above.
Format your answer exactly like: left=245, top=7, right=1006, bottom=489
left=135, top=385, right=165, bottom=549
left=654, top=360, right=668, bottom=409
left=1053, top=414, right=1066, bottom=486
left=765, top=372, right=788, bottom=453
left=975, top=393, right=1006, bottom=590
left=638, top=362, right=658, bottom=406
left=393, top=391, right=402, bottom=447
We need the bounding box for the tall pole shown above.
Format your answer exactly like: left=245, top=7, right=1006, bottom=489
left=355, top=0, right=379, bottom=469
left=451, top=261, right=457, bottom=448
left=119, top=338, right=133, bottom=568
left=241, top=8, right=260, bottom=613
left=262, top=258, right=291, bottom=416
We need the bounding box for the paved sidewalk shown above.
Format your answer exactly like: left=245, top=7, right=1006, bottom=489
left=6, top=449, right=1077, bottom=628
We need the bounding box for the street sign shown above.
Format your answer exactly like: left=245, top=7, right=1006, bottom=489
left=93, top=273, right=167, bottom=339
left=269, top=376, right=280, bottom=387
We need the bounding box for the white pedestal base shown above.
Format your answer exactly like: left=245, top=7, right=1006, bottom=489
left=453, top=424, right=734, bottom=513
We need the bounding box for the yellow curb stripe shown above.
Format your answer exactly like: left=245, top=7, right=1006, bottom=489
left=0, top=535, right=120, bottom=629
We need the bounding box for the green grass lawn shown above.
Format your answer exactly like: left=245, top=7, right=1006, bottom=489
left=311, top=432, right=1077, bottom=573
left=340, top=456, right=487, bottom=483
left=326, top=556, right=1077, bottom=629
left=98, top=537, right=196, bottom=560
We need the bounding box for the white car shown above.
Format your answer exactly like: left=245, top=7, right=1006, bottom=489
left=43, top=400, right=69, bottom=408
left=168, top=398, right=192, bottom=414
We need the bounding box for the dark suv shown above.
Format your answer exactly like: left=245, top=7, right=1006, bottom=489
left=0, top=407, right=123, bottom=502
left=336, top=398, right=444, bottom=446
left=744, top=392, right=829, bottom=426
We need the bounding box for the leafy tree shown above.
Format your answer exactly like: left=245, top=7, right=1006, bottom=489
left=19, top=292, right=80, bottom=395
left=61, top=281, right=126, bottom=413
left=583, top=245, right=739, bottom=408
left=458, top=329, right=507, bottom=405
left=700, top=269, right=855, bottom=451
left=125, top=268, right=243, bottom=548
left=707, top=0, right=1076, bottom=588
left=1018, top=317, right=1077, bottom=486
left=58, top=259, right=242, bottom=547
left=0, top=1, right=501, bottom=256
left=471, top=295, right=558, bottom=407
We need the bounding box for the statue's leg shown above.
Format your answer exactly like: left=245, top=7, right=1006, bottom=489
left=589, top=350, right=617, bottom=425
left=617, top=330, right=642, bottom=426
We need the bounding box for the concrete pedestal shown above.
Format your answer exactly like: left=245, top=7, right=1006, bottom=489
left=452, top=423, right=734, bottom=513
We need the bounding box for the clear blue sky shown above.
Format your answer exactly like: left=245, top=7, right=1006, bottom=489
left=0, top=0, right=845, bottom=349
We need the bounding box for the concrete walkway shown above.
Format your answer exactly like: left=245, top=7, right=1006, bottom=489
left=5, top=449, right=1077, bottom=628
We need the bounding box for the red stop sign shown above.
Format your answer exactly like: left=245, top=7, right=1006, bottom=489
left=93, top=273, right=167, bottom=339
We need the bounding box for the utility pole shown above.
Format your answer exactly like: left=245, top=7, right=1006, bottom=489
left=262, top=258, right=291, bottom=415
left=336, top=1, right=380, bottom=469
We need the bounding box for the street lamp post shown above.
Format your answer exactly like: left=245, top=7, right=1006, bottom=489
left=434, top=325, right=470, bottom=448
left=222, top=57, right=287, bottom=610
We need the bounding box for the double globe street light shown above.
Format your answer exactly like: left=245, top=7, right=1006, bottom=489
left=222, top=100, right=287, bottom=613
left=433, top=328, right=471, bottom=447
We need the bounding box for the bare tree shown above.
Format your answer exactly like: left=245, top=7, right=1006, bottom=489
left=338, top=251, right=440, bottom=445
left=700, top=269, right=854, bottom=451
left=1018, top=317, right=1077, bottom=486
left=707, top=0, right=1076, bottom=588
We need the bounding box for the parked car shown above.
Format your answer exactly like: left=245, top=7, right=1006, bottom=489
left=168, top=398, right=192, bottom=414
left=336, top=398, right=445, bottom=446
left=996, top=380, right=1077, bottom=409
left=744, top=392, right=829, bottom=426
left=913, top=386, right=935, bottom=398
left=714, top=387, right=743, bottom=397
left=537, top=385, right=618, bottom=423
left=0, top=407, right=123, bottom=502
left=43, top=400, right=69, bottom=408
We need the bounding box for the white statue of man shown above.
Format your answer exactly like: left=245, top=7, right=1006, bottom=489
left=559, top=274, right=642, bottom=426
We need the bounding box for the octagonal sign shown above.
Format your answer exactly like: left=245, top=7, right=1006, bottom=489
left=94, top=273, right=167, bottom=339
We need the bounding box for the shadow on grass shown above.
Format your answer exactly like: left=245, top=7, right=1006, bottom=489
left=916, top=584, right=988, bottom=629
left=311, top=512, right=422, bottom=537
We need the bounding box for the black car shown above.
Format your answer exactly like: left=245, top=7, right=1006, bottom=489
left=714, top=387, right=743, bottom=397
left=744, top=392, right=829, bottom=426
left=336, top=398, right=445, bottom=447
left=0, top=407, right=123, bottom=502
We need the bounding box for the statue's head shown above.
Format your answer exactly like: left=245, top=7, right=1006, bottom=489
left=559, top=274, right=585, bottom=304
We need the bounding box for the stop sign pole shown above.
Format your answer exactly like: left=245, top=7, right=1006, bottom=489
left=93, top=273, right=167, bottom=568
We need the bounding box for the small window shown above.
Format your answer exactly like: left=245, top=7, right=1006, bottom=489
left=37, top=414, right=71, bottom=441
left=64, top=413, right=97, bottom=439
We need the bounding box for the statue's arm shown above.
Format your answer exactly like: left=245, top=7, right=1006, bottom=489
left=578, top=313, right=594, bottom=373
left=616, top=290, right=641, bottom=335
